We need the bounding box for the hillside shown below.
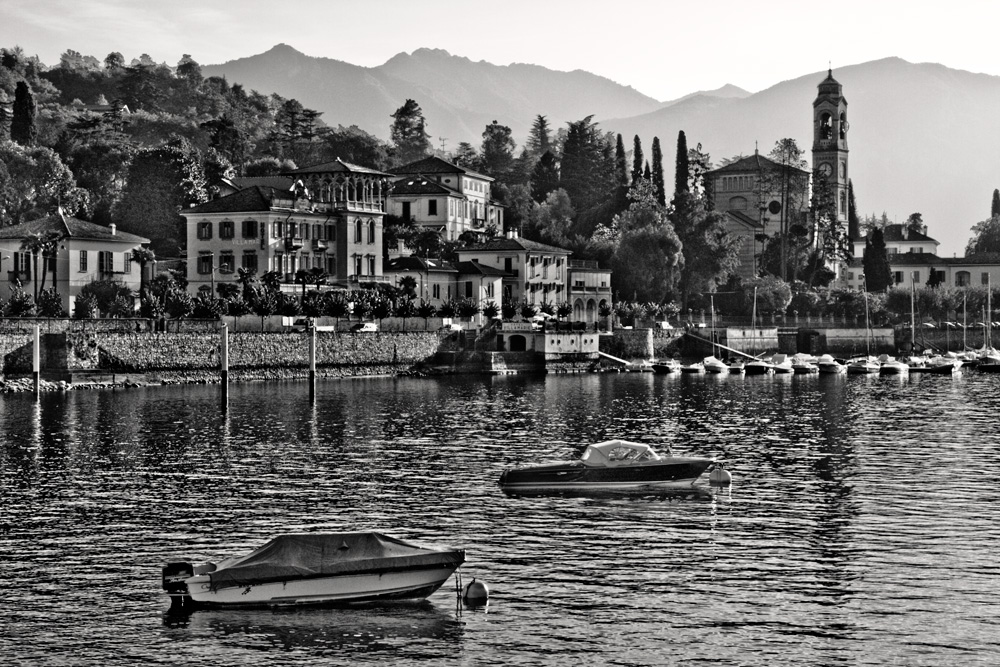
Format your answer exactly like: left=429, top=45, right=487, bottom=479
left=203, top=44, right=664, bottom=148
left=603, top=58, right=1000, bottom=257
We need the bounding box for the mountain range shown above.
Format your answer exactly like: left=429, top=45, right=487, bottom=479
left=205, top=47, right=1000, bottom=257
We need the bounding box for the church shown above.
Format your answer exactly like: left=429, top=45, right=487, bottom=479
left=705, top=70, right=851, bottom=281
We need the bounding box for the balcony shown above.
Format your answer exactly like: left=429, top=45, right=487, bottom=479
left=284, top=236, right=304, bottom=251
left=312, top=238, right=329, bottom=251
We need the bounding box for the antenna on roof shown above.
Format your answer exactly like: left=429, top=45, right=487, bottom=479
left=439, top=137, right=448, bottom=152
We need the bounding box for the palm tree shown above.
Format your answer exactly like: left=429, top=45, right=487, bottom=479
left=19, top=233, right=46, bottom=302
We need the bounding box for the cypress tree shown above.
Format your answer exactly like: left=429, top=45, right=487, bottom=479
left=651, top=136, right=665, bottom=207
left=847, top=179, right=860, bottom=249
left=992, top=188, right=1000, bottom=218
left=11, top=81, right=37, bottom=146
left=643, top=161, right=651, bottom=181
left=673, top=130, right=689, bottom=200
left=614, top=134, right=629, bottom=212
left=631, top=135, right=644, bottom=185
left=863, top=228, right=893, bottom=292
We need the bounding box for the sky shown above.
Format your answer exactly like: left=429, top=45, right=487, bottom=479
left=2, top=0, right=998, bottom=101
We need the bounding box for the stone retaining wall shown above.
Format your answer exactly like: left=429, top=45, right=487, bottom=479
left=600, top=328, right=653, bottom=361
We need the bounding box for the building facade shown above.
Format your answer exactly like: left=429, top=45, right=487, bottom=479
left=387, top=156, right=504, bottom=240
left=0, top=212, right=150, bottom=314
left=455, top=232, right=572, bottom=309
left=182, top=160, right=392, bottom=294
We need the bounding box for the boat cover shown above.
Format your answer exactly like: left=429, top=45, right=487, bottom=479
left=206, top=532, right=464, bottom=591
left=581, top=440, right=663, bottom=467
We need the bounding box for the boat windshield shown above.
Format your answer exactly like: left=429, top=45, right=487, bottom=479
left=581, top=440, right=663, bottom=466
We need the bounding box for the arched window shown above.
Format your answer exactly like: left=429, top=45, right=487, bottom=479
left=354, top=219, right=363, bottom=243
left=820, top=112, right=833, bottom=140
left=839, top=113, right=848, bottom=139
left=956, top=271, right=970, bottom=287
left=367, top=219, right=376, bottom=243
left=729, top=196, right=748, bottom=211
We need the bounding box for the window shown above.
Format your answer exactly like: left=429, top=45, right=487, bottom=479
left=99, top=251, right=114, bottom=274
left=218, top=252, right=234, bottom=273
left=220, top=220, right=234, bottom=239
left=368, top=219, right=376, bottom=244
left=124, top=254, right=132, bottom=274
left=14, top=251, right=30, bottom=274
left=326, top=225, right=335, bottom=242
left=272, top=222, right=281, bottom=239
left=893, top=271, right=903, bottom=284
left=367, top=254, right=375, bottom=275
left=326, top=256, right=336, bottom=275
left=273, top=252, right=283, bottom=273
left=912, top=271, right=920, bottom=284
left=242, top=251, right=258, bottom=273
left=983, top=272, right=991, bottom=285
left=433, top=284, right=440, bottom=299
left=197, top=254, right=213, bottom=275
left=354, top=219, right=362, bottom=243
left=354, top=254, right=363, bottom=275
left=79, top=250, right=88, bottom=272
left=847, top=272, right=854, bottom=281
left=428, top=199, right=438, bottom=216
left=197, top=222, right=212, bottom=240
left=242, top=219, right=258, bottom=238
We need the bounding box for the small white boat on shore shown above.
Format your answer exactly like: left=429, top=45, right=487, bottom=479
left=163, top=532, right=465, bottom=609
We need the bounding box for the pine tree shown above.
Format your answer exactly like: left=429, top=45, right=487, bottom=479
left=530, top=150, right=560, bottom=202
left=992, top=188, right=1000, bottom=218
left=526, top=115, right=551, bottom=157
left=651, top=136, right=665, bottom=207
left=11, top=81, right=37, bottom=146
left=631, top=135, right=644, bottom=185
left=390, top=99, right=431, bottom=166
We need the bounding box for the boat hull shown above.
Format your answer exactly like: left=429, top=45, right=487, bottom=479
left=499, top=458, right=712, bottom=494
left=183, top=563, right=461, bottom=608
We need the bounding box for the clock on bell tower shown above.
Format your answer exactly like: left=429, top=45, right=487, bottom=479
left=812, top=68, right=849, bottom=224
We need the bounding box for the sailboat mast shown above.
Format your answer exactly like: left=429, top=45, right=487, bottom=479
left=964, top=293, right=968, bottom=350
left=910, top=276, right=916, bottom=354
left=751, top=286, right=758, bottom=355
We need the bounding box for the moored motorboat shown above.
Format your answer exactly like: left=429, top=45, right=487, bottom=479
left=703, top=356, right=729, bottom=373
left=727, top=358, right=746, bottom=374
left=651, top=359, right=682, bottom=374
left=877, top=354, right=909, bottom=375
left=816, top=354, right=847, bottom=374
left=680, top=361, right=705, bottom=373
left=846, top=356, right=880, bottom=374
left=770, top=353, right=794, bottom=374
left=498, top=440, right=715, bottom=494
left=790, top=353, right=819, bottom=374
left=743, top=358, right=774, bottom=375
left=162, top=532, right=465, bottom=609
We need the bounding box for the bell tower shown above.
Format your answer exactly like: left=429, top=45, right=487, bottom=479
left=812, top=69, right=849, bottom=224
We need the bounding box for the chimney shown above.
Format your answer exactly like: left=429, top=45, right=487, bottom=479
left=110, top=223, right=117, bottom=236
left=902, top=226, right=908, bottom=240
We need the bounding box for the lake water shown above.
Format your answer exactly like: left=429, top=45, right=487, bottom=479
left=2, top=371, right=1000, bottom=666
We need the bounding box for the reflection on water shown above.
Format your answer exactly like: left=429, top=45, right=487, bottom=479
left=3, top=372, right=1000, bottom=665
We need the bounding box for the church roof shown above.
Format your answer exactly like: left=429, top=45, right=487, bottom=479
left=707, top=152, right=809, bottom=176
left=390, top=155, right=493, bottom=181
left=724, top=210, right=764, bottom=229
left=0, top=211, right=148, bottom=244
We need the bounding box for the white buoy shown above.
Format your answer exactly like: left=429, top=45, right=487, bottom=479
left=709, top=464, right=733, bottom=488
left=462, top=578, right=489, bottom=604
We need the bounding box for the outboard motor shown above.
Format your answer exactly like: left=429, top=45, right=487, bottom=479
left=162, top=562, right=194, bottom=609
